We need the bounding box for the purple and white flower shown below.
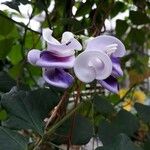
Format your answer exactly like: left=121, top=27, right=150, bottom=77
left=74, top=35, right=126, bottom=93
left=27, top=28, right=82, bottom=88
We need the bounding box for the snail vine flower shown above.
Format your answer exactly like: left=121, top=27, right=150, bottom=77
left=28, top=30, right=125, bottom=93
left=74, top=35, right=126, bottom=93
left=27, top=28, right=82, bottom=88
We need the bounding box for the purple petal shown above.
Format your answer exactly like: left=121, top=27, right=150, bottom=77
left=36, top=51, right=75, bottom=68
left=27, top=49, right=41, bottom=65
left=43, top=68, right=74, bottom=88
left=111, top=57, right=123, bottom=77
left=98, top=76, right=119, bottom=93
left=86, top=35, right=126, bottom=57
left=46, top=49, right=75, bottom=57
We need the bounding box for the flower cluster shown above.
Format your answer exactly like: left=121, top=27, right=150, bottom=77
left=27, top=28, right=126, bottom=93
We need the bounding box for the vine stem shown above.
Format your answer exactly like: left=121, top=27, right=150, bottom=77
left=19, top=6, right=40, bottom=87
left=33, top=99, right=87, bottom=150
left=67, top=82, right=81, bottom=149
left=45, top=90, right=69, bottom=128
left=45, top=100, right=85, bottom=137
left=115, top=84, right=137, bottom=106
left=0, top=10, right=41, bottom=35
left=92, top=0, right=114, bottom=36
left=0, top=10, right=93, bottom=39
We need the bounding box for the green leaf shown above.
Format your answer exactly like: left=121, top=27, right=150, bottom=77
left=0, top=71, right=16, bottom=92
left=78, top=100, right=92, bottom=116
left=19, top=0, right=29, bottom=5
left=134, top=103, right=150, bottom=123
left=35, top=0, right=48, bottom=10
left=129, top=11, right=150, bottom=25
left=114, top=110, right=139, bottom=135
left=133, top=0, right=147, bottom=11
left=76, top=2, right=92, bottom=17
left=93, top=95, right=114, bottom=114
left=116, top=19, right=128, bottom=38
left=8, top=62, right=24, bottom=79
left=2, top=1, right=20, bottom=12
left=25, top=32, right=42, bottom=49
left=8, top=45, right=22, bottom=65
left=96, top=133, right=143, bottom=150
left=0, top=38, right=14, bottom=59
left=0, top=109, right=7, bottom=121
left=98, top=110, right=139, bottom=145
left=111, top=1, right=127, bottom=17
left=108, top=94, right=120, bottom=104
left=127, top=28, right=145, bottom=45
left=0, top=127, right=28, bottom=150
left=1, top=88, right=60, bottom=135
left=0, top=13, right=15, bottom=36
left=144, top=140, right=150, bottom=150
left=98, top=120, right=119, bottom=145
left=27, top=64, right=42, bottom=77
left=53, top=114, right=93, bottom=145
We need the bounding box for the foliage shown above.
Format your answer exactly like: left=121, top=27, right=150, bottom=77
left=0, top=0, right=149, bottom=149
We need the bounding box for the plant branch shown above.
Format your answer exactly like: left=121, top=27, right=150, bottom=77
left=115, top=84, right=137, bottom=106
left=92, top=0, right=114, bottom=36
left=45, top=100, right=86, bottom=137
left=45, top=90, right=69, bottom=128
left=19, top=6, right=40, bottom=87
left=67, top=82, right=80, bottom=148
left=33, top=99, right=87, bottom=150
left=0, top=11, right=41, bottom=35
left=42, top=0, right=51, bottom=28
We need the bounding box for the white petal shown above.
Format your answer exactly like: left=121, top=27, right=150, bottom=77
left=86, top=35, right=126, bottom=57
left=74, top=51, right=112, bottom=83
left=82, top=37, right=94, bottom=50
left=27, top=49, right=41, bottom=65
left=33, top=11, right=46, bottom=22
left=43, top=29, right=82, bottom=56
left=49, top=49, right=75, bottom=57
left=61, top=32, right=74, bottom=43
left=61, top=32, right=82, bottom=50
left=42, top=28, right=60, bottom=45
left=47, top=37, right=82, bottom=51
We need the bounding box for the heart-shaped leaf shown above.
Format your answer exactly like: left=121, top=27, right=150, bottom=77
left=1, top=88, right=60, bottom=135
left=0, top=127, right=28, bottom=150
